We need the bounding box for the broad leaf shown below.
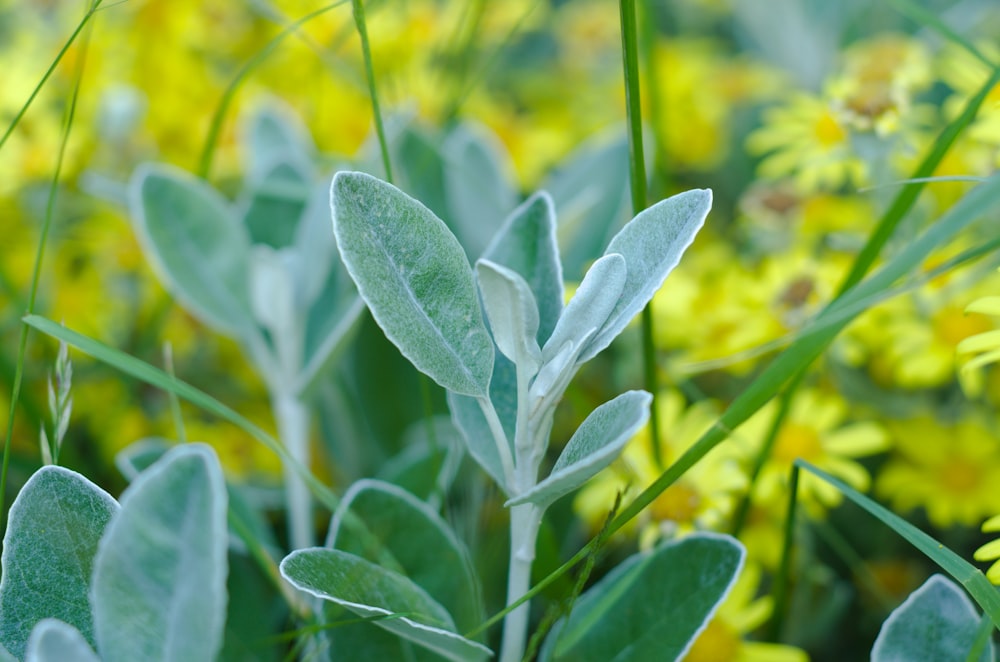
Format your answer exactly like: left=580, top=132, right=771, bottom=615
left=331, top=171, right=494, bottom=397
left=542, top=253, right=626, bottom=364
left=0, top=467, right=118, bottom=659
left=129, top=163, right=254, bottom=336
left=541, top=533, right=744, bottom=662
left=582, top=189, right=711, bottom=361
left=239, top=161, right=311, bottom=249
left=326, top=480, right=484, bottom=633
left=506, top=391, right=651, bottom=509
left=281, top=548, right=492, bottom=662
left=92, top=444, right=229, bottom=662
left=24, top=620, right=99, bottom=662
left=476, top=260, right=542, bottom=375
left=448, top=391, right=510, bottom=491
left=871, top=575, right=994, bottom=662
left=244, top=103, right=315, bottom=181
left=442, top=123, right=518, bottom=260
left=114, top=437, right=171, bottom=481
left=481, top=191, right=563, bottom=345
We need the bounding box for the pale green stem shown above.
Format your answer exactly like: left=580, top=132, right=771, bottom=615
left=274, top=393, right=313, bottom=550
left=500, top=501, right=543, bottom=662
left=478, top=396, right=516, bottom=488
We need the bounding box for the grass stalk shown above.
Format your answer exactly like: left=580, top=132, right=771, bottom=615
left=351, top=0, right=393, bottom=184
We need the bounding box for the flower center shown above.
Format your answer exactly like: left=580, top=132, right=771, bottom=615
left=933, top=306, right=993, bottom=347
left=773, top=423, right=823, bottom=466
left=940, top=458, right=981, bottom=494
left=651, top=482, right=702, bottom=523
left=813, top=110, right=846, bottom=147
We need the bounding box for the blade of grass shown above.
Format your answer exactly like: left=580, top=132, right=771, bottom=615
left=197, top=0, right=348, bottom=179
left=619, top=0, right=663, bottom=470
left=768, top=462, right=801, bottom=641
left=351, top=0, right=393, bottom=184
left=1, top=18, right=93, bottom=526
left=22, top=315, right=342, bottom=516
left=795, top=459, right=1000, bottom=631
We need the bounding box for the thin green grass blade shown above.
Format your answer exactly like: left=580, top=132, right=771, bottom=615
left=795, top=460, right=1000, bottom=631
left=21, top=315, right=340, bottom=516
left=619, top=0, right=663, bottom=469
left=197, top=1, right=347, bottom=179
left=1, top=24, right=92, bottom=525
left=351, top=0, right=393, bottom=184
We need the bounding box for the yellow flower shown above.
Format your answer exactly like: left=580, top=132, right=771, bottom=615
left=958, top=268, right=1000, bottom=395
left=974, top=514, right=1000, bottom=584
left=747, top=93, right=867, bottom=193
left=731, top=388, right=889, bottom=515
left=682, top=562, right=809, bottom=662
left=876, top=415, right=1000, bottom=528
left=573, top=390, right=746, bottom=547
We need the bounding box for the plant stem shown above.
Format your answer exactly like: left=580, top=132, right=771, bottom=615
left=351, top=0, right=393, bottom=184
left=500, top=502, right=543, bottom=662
left=274, top=393, right=313, bottom=550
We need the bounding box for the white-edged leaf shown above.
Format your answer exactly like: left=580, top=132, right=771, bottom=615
left=542, top=253, right=626, bottom=364
left=91, top=443, right=229, bottom=662
left=114, top=437, right=171, bottom=481
left=476, top=259, right=542, bottom=374
left=541, top=533, right=744, bottom=662
left=327, top=479, right=484, bottom=633
left=871, top=574, right=994, bottom=662
left=447, top=392, right=510, bottom=491
left=129, top=163, right=254, bottom=336
left=481, top=192, right=563, bottom=345
left=280, top=548, right=492, bottom=662
left=331, top=171, right=494, bottom=397
left=506, top=390, right=651, bottom=508
left=0, top=467, right=118, bottom=659
left=24, top=620, right=99, bottom=662
left=582, top=189, right=711, bottom=361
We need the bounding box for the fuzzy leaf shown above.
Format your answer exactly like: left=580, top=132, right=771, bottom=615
left=476, top=260, right=542, bottom=374
left=542, top=533, right=744, bottom=662
left=447, top=392, right=509, bottom=491
left=281, top=549, right=492, bottom=662
left=24, top=620, right=99, bottom=662
left=0, top=467, right=118, bottom=659
left=331, top=171, right=494, bottom=397
left=506, top=391, right=650, bottom=509
left=582, top=189, right=711, bottom=361
left=129, top=163, right=254, bottom=336
left=871, top=574, right=994, bottom=662
left=327, top=480, right=484, bottom=633
left=92, top=444, right=229, bottom=662
left=542, top=253, right=626, bottom=364
left=481, top=192, right=563, bottom=345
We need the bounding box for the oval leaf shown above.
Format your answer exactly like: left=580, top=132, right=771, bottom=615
left=91, top=444, right=229, bottom=662
left=476, top=260, right=542, bottom=374
left=25, top=620, right=99, bottom=662
left=542, top=533, right=744, bottom=662
left=0, top=467, right=118, bottom=659
left=327, top=480, right=484, bottom=633
left=871, top=574, right=994, bottom=662
left=506, top=390, right=651, bottom=509
left=280, top=548, right=492, bottom=662
left=331, top=171, right=494, bottom=397
left=481, top=191, right=563, bottom=345
left=582, top=189, right=711, bottom=361
left=129, top=163, right=254, bottom=336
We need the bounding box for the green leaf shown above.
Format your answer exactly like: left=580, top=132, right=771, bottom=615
left=244, top=103, right=315, bottom=182
left=542, top=533, right=744, bottom=662
left=24, top=620, right=99, bottom=662
left=114, top=437, right=171, bottom=481
left=544, top=136, right=631, bottom=282
left=239, top=161, right=311, bottom=249
left=476, top=260, right=542, bottom=375
left=542, top=253, right=626, bottom=364
left=0, top=467, right=118, bottom=659
left=280, top=548, right=492, bottom=662
left=331, top=171, right=494, bottom=397
left=481, top=191, right=563, bottom=345
left=506, top=390, right=651, bottom=509
left=583, top=189, right=711, bottom=361
left=442, top=123, right=518, bottom=260
left=447, top=391, right=509, bottom=490
left=92, top=444, right=229, bottom=662
left=871, top=575, right=994, bottom=662
left=129, top=163, right=255, bottom=336
left=796, top=460, right=1000, bottom=631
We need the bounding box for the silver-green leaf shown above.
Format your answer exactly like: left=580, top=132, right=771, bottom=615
left=582, top=189, right=711, bottom=361
left=281, top=548, right=492, bottom=662
left=0, top=467, right=118, bottom=659
left=871, top=574, right=994, bottom=662
left=91, top=443, right=229, bottom=662
left=24, top=620, right=99, bottom=662
left=506, top=390, right=650, bottom=509
left=331, top=171, right=494, bottom=397
left=129, top=163, right=254, bottom=336
left=476, top=260, right=542, bottom=375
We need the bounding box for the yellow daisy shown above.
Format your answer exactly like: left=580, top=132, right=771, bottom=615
left=957, top=268, right=1000, bottom=395
left=973, top=514, right=1000, bottom=584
